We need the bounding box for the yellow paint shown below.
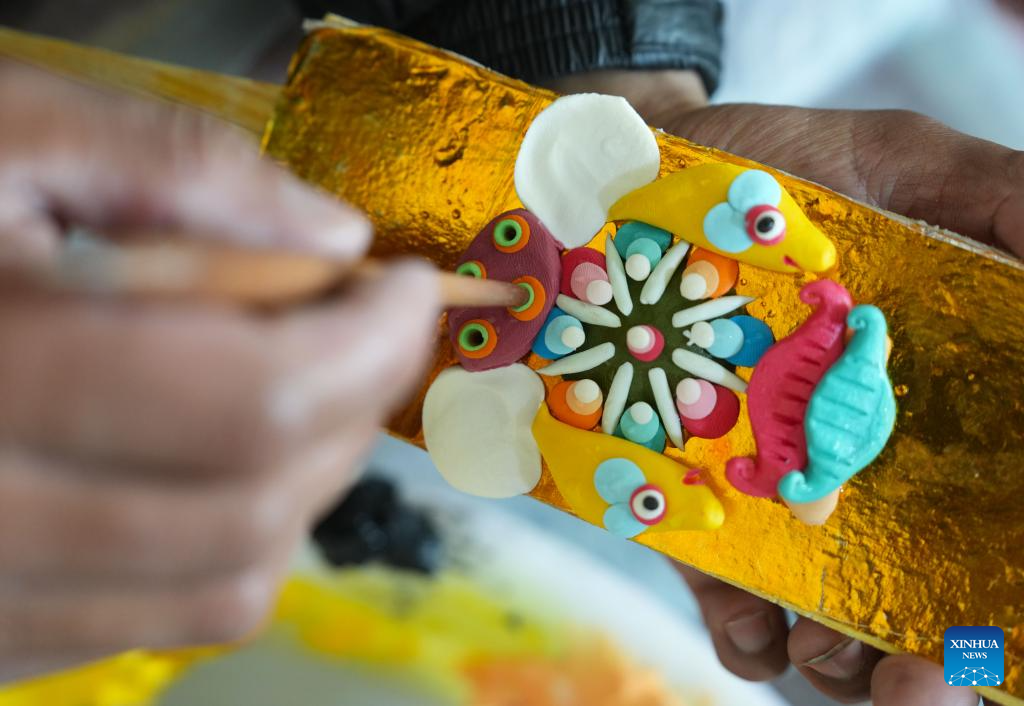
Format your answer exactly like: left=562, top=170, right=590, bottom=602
left=277, top=569, right=562, bottom=702
left=532, top=405, right=724, bottom=532
left=609, top=163, right=837, bottom=273
left=276, top=568, right=694, bottom=706
left=0, top=567, right=689, bottom=706
left=0, top=650, right=211, bottom=706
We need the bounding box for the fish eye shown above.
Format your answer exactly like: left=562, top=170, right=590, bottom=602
left=745, top=205, right=786, bottom=245
left=630, top=484, right=666, bottom=525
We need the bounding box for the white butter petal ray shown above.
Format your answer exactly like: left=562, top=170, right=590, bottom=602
left=604, top=233, right=634, bottom=316
left=537, top=342, right=616, bottom=376
left=602, top=361, right=634, bottom=434
left=639, top=239, right=691, bottom=305
left=671, top=348, right=749, bottom=394
left=649, top=367, right=684, bottom=449
left=556, top=294, right=622, bottom=328
left=423, top=364, right=544, bottom=498
left=514, top=93, right=660, bottom=248
left=671, top=295, right=755, bottom=328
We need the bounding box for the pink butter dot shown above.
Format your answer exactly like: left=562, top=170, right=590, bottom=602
left=677, top=378, right=717, bottom=420
left=626, top=325, right=664, bottom=362
left=570, top=262, right=611, bottom=304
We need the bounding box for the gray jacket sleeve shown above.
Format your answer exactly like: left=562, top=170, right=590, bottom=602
left=296, top=0, right=724, bottom=93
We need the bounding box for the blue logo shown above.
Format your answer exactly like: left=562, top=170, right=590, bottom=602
left=944, top=626, right=1004, bottom=686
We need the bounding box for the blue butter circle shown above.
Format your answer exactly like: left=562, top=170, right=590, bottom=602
left=614, top=221, right=672, bottom=259
left=543, top=315, right=584, bottom=356
left=707, top=318, right=745, bottom=359
left=726, top=315, right=775, bottom=367
left=615, top=414, right=667, bottom=453
left=625, top=237, right=664, bottom=269
left=531, top=307, right=581, bottom=360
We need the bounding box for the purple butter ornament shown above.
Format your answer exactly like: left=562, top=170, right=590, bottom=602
left=448, top=209, right=562, bottom=371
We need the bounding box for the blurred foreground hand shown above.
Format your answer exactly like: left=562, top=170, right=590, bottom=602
left=0, top=63, right=439, bottom=682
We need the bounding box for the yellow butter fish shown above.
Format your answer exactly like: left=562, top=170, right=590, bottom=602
left=609, top=164, right=837, bottom=273
left=532, top=405, right=724, bottom=536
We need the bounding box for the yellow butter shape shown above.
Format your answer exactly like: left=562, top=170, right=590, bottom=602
left=532, top=405, right=724, bottom=532
left=609, top=163, right=837, bottom=273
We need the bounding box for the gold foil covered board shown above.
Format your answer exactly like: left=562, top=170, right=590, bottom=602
left=262, top=22, right=1024, bottom=704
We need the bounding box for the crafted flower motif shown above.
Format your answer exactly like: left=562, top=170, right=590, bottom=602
left=422, top=93, right=886, bottom=532
left=533, top=223, right=775, bottom=452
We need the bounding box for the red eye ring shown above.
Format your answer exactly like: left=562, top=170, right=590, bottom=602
left=745, top=205, right=786, bottom=245
left=629, top=484, right=666, bottom=525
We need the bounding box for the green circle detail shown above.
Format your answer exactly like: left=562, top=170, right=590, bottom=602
left=456, top=261, right=484, bottom=278
left=512, top=281, right=535, bottom=312
left=493, top=219, right=523, bottom=248
left=458, top=322, right=489, bottom=351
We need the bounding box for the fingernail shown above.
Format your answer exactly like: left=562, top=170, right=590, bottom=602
left=803, top=638, right=864, bottom=679
left=724, top=612, right=774, bottom=654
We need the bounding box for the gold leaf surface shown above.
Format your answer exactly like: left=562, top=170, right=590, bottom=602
left=263, top=23, right=1024, bottom=705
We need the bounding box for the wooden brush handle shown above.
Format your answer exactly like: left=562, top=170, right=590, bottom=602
left=2, top=241, right=525, bottom=309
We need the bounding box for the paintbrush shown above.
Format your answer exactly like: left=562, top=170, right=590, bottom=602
left=0, top=239, right=527, bottom=309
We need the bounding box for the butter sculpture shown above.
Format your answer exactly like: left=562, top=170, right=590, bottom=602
left=261, top=19, right=1024, bottom=706
left=0, top=17, right=1020, bottom=706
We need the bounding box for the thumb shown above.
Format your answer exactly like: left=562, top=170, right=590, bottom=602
left=871, top=654, right=979, bottom=706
